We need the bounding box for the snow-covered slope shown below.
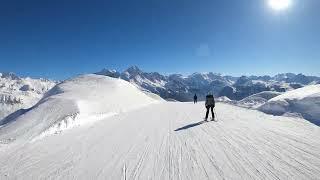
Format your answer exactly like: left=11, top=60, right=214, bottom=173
left=0, top=102, right=319, bottom=179
left=0, top=73, right=56, bottom=121
left=0, top=74, right=160, bottom=143
left=236, top=91, right=282, bottom=109
left=259, top=85, right=320, bottom=125
left=216, top=96, right=232, bottom=102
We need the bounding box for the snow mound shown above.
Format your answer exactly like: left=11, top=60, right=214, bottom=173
left=237, top=91, right=282, bottom=109
left=259, top=85, right=320, bottom=125
left=216, top=96, right=232, bottom=102
left=0, top=74, right=161, bottom=142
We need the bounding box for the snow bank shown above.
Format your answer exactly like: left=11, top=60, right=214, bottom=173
left=259, top=85, right=320, bottom=124
left=0, top=74, right=161, bottom=142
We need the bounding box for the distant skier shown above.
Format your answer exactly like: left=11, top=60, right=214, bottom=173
left=194, top=94, right=198, bottom=104
left=205, top=94, right=215, bottom=121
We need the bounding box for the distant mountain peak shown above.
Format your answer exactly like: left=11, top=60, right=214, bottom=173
left=125, top=66, right=143, bottom=74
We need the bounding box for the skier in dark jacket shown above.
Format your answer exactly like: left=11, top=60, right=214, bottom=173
left=193, top=94, right=198, bottom=104
left=205, top=94, right=215, bottom=121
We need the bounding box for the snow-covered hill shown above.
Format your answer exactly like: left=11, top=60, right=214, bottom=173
left=0, top=73, right=56, bottom=121
left=236, top=91, right=283, bottom=109
left=96, top=66, right=319, bottom=102
left=259, top=85, right=320, bottom=125
left=0, top=74, right=161, bottom=143
left=0, top=101, right=319, bottom=179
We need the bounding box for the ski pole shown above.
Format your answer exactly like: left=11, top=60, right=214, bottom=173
left=214, top=108, right=218, bottom=121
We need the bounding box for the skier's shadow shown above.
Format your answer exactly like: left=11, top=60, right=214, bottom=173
left=174, top=121, right=204, bottom=131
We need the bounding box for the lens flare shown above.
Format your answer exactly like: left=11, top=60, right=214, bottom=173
left=268, top=0, right=292, bottom=11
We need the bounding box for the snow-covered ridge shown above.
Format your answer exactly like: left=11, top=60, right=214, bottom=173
left=0, top=74, right=162, bottom=143
left=259, top=85, right=320, bottom=125
left=236, top=91, right=283, bottom=109
left=213, top=85, right=320, bottom=126
left=0, top=73, right=56, bottom=121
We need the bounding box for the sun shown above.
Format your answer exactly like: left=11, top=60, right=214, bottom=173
left=268, top=0, right=292, bottom=11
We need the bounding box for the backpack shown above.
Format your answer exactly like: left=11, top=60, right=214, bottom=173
left=205, top=95, right=215, bottom=107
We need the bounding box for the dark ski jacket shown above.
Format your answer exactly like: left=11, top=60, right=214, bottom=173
left=205, top=95, right=215, bottom=107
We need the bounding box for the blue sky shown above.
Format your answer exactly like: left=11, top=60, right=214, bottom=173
left=0, top=0, right=319, bottom=79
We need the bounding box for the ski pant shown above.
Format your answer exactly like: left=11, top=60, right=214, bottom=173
left=205, top=105, right=214, bottom=119
left=194, top=99, right=197, bottom=104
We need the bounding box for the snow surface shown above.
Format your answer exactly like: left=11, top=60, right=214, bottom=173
left=0, top=101, right=320, bottom=179
left=259, top=85, right=320, bottom=125
left=0, top=74, right=160, bottom=143
left=0, top=75, right=319, bottom=179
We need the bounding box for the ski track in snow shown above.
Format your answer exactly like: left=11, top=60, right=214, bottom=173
left=0, top=102, right=320, bottom=180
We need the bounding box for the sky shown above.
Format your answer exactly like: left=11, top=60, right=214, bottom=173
left=0, top=0, right=319, bottom=79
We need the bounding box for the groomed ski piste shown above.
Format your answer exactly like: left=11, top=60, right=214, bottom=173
left=0, top=75, right=320, bottom=180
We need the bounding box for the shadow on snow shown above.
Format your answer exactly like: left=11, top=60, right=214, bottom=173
left=174, top=121, right=205, bottom=131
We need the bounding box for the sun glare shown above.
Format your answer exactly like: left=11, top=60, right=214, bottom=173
left=268, top=0, right=292, bottom=11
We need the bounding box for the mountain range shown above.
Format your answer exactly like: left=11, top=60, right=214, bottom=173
left=96, top=66, right=320, bottom=101
left=1, top=67, right=319, bottom=121
left=0, top=72, right=56, bottom=120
